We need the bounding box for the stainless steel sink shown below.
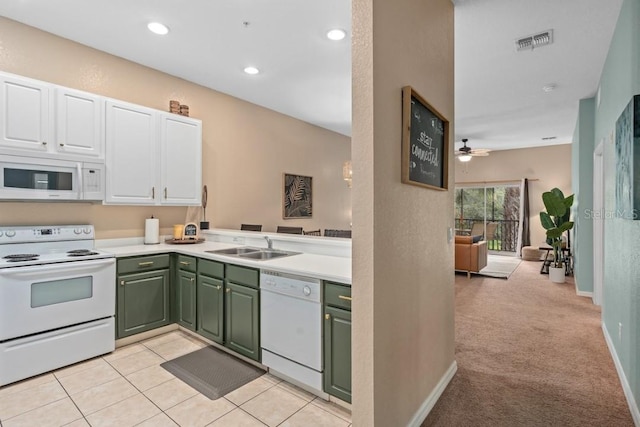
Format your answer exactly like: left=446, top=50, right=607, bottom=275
left=240, top=250, right=294, bottom=260
left=205, top=247, right=300, bottom=261
left=206, top=247, right=262, bottom=255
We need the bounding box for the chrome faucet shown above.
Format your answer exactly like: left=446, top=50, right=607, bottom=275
left=264, top=236, right=273, bottom=250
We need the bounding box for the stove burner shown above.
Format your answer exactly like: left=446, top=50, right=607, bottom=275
left=3, top=254, right=40, bottom=262
left=67, top=249, right=99, bottom=257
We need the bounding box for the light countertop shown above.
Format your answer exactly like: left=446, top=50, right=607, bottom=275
left=102, top=240, right=352, bottom=285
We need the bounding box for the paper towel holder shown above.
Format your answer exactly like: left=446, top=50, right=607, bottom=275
left=144, top=215, right=161, bottom=245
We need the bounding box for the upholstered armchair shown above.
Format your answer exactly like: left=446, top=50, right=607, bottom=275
left=455, top=235, right=488, bottom=278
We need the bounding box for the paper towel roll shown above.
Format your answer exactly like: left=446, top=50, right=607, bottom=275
left=144, top=217, right=160, bottom=244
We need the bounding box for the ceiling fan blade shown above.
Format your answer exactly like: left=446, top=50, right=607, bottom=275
left=470, top=152, right=490, bottom=157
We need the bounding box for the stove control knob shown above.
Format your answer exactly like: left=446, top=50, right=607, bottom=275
left=5, top=230, right=16, bottom=238
left=303, top=286, right=311, bottom=296
left=83, top=228, right=91, bottom=234
left=74, top=228, right=82, bottom=234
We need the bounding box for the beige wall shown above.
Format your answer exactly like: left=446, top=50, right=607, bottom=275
left=352, top=0, right=455, bottom=425
left=0, top=18, right=351, bottom=238
left=454, top=144, right=572, bottom=246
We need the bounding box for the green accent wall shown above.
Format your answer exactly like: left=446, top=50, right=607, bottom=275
left=572, top=98, right=595, bottom=293
left=576, top=0, right=640, bottom=416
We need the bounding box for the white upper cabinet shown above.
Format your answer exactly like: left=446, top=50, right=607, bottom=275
left=0, top=72, right=104, bottom=160
left=105, top=101, right=202, bottom=206
left=0, top=74, right=51, bottom=153
left=105, top=100, right=157, bottom=205
left=160, top=113, right=202, bottom=205
left=55, top=87, right=104, bottom=158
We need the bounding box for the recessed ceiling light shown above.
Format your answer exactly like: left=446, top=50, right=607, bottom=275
left=542, top=84, right=556, bottom=93
left=147, top=22, right=169, bottom=35
left=244, top=66, right=260, bottom=75
left=326, top=29, right=346, bottom=41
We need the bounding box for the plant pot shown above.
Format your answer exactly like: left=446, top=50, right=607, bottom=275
left=549, top=266, right=565, bottom=283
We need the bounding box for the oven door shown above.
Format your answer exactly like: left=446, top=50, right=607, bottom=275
left=0, top=258, right=116, bottom=341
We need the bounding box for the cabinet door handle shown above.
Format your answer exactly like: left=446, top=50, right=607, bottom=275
left=226, top=288, right=230, bottom=293
left=120, top=280, right=125, bottom=286
left=138, top=261, right=154, bottom=267
left=215, top=285, right=221, bottom=290
left=338, top=295, right=352, bottom=301
left=325, top=313, right=330, bottom=320
left=190, top=277, right=195, bottom=283
left=164, top=187, right=167, bottom=199
left=152, top=187, right=155, bottom=198
left=180, top=261, right=191, bottom=266
left=59, top=143, right=65, bottom=147
left=42, top=141, right=47, bottom=145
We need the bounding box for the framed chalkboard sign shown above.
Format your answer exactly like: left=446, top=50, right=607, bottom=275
left=401, top=86, right=449, bottom=190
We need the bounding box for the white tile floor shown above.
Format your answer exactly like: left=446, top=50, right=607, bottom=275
left=0, top=331, right=352, bottom=427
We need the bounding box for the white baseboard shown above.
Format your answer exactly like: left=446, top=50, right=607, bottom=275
left=407, top=360, right=458, bottom=427
left=602, top=322, right=640, bottom=426
left=576, top=290, right=593, bottom=298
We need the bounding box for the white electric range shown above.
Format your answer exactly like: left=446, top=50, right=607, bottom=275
left=0, top=225, right=116, bottom=386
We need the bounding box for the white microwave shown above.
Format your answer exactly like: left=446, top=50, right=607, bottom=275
left=0, top=155, right=104, bottom=201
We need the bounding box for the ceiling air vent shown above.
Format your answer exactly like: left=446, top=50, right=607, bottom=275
left=516, top=30, right=553, bottom=51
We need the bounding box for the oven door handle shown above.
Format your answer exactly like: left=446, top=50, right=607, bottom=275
left=0, top=257, right=115, bottom=280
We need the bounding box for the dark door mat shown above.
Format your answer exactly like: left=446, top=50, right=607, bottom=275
left=160, top=345, right=265, bottom=400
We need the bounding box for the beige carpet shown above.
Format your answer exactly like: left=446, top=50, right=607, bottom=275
left=424, top=261, right=634, bottom=427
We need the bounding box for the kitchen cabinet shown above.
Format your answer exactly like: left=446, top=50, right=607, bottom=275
left=225, top=264, right=260, bottom=361
left=197, top=259, right=225, bottom=344
left=116, top=254, right=171, bottom=339
left=105, top=100, right=202, bottom=206
left=55, top=87, right=104, bottom=158
left=0, top=73, right=51, bottom=153
left=105, top=100, right=157, bottom=204
left=323, top=282, right=352, bottom=403
left=160, top=113, right=202, bottom=205
left=0, top=72, right=103, bottom=159
left=176, top=255, right=197, bottom=331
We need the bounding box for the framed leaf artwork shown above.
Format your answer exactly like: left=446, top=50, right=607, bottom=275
left=283, top=173, right=312, bottom=219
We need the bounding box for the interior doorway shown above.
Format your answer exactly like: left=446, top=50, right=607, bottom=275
left=593, top=141, right=604, bottom=306
left=454, top=184, right=521, bottom=255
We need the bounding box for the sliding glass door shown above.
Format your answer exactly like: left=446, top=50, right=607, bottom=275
left=454, top=184, right=520, bottom=253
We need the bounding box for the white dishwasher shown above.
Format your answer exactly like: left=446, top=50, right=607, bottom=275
left=260, top=270, right=326, bottom=397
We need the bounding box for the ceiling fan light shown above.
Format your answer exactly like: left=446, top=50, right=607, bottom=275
left=458, top=154, right=472, bottom=162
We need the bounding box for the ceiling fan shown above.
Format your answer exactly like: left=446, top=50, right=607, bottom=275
left=455, top=139, right=490, bottom=162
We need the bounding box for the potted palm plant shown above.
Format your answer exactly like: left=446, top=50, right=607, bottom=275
left=539, top=188, right=574, bottom=283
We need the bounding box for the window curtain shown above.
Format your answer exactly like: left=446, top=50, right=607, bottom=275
left=516, top=178, right=531, bottom=256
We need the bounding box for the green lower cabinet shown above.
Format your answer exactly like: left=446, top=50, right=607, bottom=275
left=224, top=281, right=260, bottom=361
left=197, top=274, right=224, bottom=344
left=324, top=305, right=352, bottom=403
left=117, top=269, right=171, bottom=338
left=177, top=269, right=197, bottom=330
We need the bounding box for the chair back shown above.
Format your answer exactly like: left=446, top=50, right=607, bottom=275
left=241, top=224, right=262, bottom=232
left=303, top=229, right=321, bottom=236
left=276, top=226, right=303, bottom=234
left=469, top=222, right=484, bottom=237
left=324, top=229, right=351, bottom=238
left=485, top=222, right=498, bottom=241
